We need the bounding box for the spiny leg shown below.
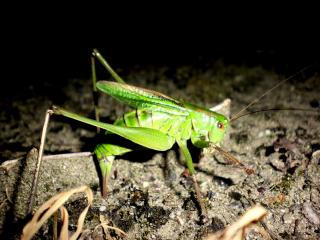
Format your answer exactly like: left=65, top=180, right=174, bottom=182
left=92, top=49, right=125, bottom=84
left=91, top=49, right=127, bottom=131
left=28, top=109, right=53, bottom=214
left=91, top=52, right=100, bottom=133
left=29, top=109, right=96, bottom=213
left=176, top=139, right=208, bottom=224
left=94, top=143, right=133, bottom=198
left=91, top=49, right=130, bottom=196
left=29, top=53, right=124, bottom=210
left=91, top=50, right=133, bottom=196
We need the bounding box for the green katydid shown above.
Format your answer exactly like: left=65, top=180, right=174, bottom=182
left=53, top=49, right=231, bottom=222
left=29, top=49, right=312, bottom=222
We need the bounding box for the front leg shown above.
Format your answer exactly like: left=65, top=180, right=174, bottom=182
left=176, top=139, right=208, bottom=224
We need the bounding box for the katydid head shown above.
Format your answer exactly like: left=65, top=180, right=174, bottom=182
left=190, top=110, right=229, bottom=148
left=208, top=114, right=229, bottom=144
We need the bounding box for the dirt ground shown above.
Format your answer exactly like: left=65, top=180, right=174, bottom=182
left=0, top=60, right=319, bottom=239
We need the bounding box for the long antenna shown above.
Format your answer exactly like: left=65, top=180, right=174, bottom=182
left=211, top=144, right=254, bottom=175
left=230, top=65, right=314, bottom=121
left=230, top=107, right=318, bottom=122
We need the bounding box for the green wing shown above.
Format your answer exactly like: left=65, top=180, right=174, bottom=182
left=96, top=81, right=189, bottom=115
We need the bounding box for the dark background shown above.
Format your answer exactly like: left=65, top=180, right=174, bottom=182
left=1, top=6, right=319, bottom=100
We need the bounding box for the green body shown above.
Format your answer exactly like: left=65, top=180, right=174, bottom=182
left=98, top=81, right=228, bottom=147
left=53, top=49, right=229, bottom=197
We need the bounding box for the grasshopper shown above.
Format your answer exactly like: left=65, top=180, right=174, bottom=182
left=29, top=49, right=311, bottom=223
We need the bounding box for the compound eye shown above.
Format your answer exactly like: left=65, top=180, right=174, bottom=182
left=217, top=122, right=224, bottom=130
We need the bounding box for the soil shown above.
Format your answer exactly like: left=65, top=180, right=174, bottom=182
left=0, top=60, right=319, bottom=239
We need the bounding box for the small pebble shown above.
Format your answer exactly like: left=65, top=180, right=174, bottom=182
left=265, top=129, right=271, bottom=136
left=282, top=212, right=294, bottom=224
left=177, top=216, right=185, bottom=225
left=99, top=206, right=107, bottom=212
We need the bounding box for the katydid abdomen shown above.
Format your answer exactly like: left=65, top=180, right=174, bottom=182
left=114, top=109, right=191, bottom=138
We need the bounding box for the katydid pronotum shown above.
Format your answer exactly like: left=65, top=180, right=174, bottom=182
left=28, top=49, right=314, bottom=223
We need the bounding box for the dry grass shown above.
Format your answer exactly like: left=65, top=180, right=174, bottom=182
left=20, top=185, right=128, bottom=240
left=21, top=186, right=93, bottom=240
left=203, top=205, right=268, bottom=240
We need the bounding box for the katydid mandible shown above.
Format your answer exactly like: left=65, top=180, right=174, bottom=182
left=30, top=49, right=243, bottom=222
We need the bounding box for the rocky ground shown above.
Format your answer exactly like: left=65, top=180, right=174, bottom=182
left=0, top=60, right=319, bottom=239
